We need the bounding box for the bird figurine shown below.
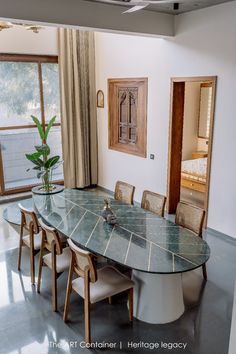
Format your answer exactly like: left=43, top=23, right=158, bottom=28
left=102, top=199, right=117, bottom=225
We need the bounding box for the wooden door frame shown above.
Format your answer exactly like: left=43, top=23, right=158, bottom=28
left=167, top=76, right=217, bottom=227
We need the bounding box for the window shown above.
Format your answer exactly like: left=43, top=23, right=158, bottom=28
left=0, top=54, right=63, bottom=194
left=108, top=78, right=147, bottom=157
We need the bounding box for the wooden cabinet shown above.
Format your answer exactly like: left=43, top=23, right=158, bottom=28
left=191, top=151, right=208, bottom=159
left=181, top=177, right=206, bottom=193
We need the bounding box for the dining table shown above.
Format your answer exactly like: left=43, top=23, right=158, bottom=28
left=33, top=188, right=210, bottom=324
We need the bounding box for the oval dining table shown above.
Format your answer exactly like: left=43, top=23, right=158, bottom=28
left=33, top=188, right=210, bottom=324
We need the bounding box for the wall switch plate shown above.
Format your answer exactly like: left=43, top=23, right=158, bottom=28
left=150, top=154, right=155, bottom=160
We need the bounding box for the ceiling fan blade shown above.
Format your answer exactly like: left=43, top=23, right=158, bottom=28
left=123, top=4, right=148, bottom=13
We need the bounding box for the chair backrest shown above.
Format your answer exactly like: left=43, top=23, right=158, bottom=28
left=175, top=201, right=205, bottom=236
left=141, top=190, right=166, bottom=217
left=38, top=218, right=63, bottom=255
left=114, top=181, right=135, bottom=205
left=67, top=239, right=97, bottom=283
left=19, top=204, right=40, bottom=234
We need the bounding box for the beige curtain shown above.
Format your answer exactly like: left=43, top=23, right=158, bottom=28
left=58, top=28, right=98, bottom=188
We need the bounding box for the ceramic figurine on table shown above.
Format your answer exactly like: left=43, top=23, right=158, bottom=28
left=102, top=199, right=117, bottom=225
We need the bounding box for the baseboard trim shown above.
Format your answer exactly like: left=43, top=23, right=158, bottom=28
left=97, top=186, right=113, bottom=196
left=206, top=227, right=236, bottom=244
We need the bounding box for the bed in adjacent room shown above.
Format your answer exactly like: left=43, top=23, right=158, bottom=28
left=181, top=157, right=207, bottom=193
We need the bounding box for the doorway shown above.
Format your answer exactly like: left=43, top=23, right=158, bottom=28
left=167, top=76, right=217, bottom=226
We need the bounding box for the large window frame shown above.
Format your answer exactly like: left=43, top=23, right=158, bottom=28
left=0, top=53, right=63, bottom=195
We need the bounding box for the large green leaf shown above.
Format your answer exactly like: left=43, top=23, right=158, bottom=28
left=25, top=152, right=42, bottom=161
left=35, top=144, right=50, bottom=156
left=45, top=155, right=60, bottom=169
left=44, top=116, right=56, bottom=141
left=31, top=158, right=45, bottom=167
left=31, top=115, right=45, bottom=141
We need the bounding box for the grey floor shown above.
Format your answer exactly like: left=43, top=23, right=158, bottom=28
left=0, top=203, right=235, bottom=354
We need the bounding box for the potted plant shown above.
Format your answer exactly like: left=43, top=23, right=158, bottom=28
left=26, top=115, right=63, bottom=194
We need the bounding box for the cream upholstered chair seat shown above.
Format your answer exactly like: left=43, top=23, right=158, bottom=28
left=37, top=219, right=71, bottom=311
left=63, top=239, right=134, bottom=343
left=23, top=233, right=42, bottom=250
left=175, top=201, right=207, bottom=280
left=141, top=190, right=166, bottom=217
left=43, top=247, right=71, bottom=273
left=72, top=266, right=134, bottom=304
left=18, top=204, right=42, bottom=284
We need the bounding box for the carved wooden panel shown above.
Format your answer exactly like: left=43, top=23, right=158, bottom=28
left=108, top=78, right=147, bottom=157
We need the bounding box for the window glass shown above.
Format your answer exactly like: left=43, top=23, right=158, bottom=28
left=0, top=57, right=63, bottom=192
left=42, top=63, right=61, bottom=123
left=0, top=62, right=41, bottom=126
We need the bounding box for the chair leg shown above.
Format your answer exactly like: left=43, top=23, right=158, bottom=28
left=128, top=288, right=133, bottom=321
left=37, top=249, right=44, bottom=293
left=52, top=271, right=58, bottom=312
left=52, top=257, right=58, bottom=312
left=108, top=296, right=112, bottom=305
left=202, top=264, right=207, bottom=281
left=84, top=297, right=91, bottom=344
left=29, top=227, right=36, bottom=284
left=17, top=223, right=24, bottom=271
left=29, top=245, right=35, bottom=284
left=63, top=262, right=74, bottom=322
left=84, top=270, right=91, bottom=344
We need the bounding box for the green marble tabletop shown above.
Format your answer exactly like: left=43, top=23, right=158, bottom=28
left=33, top=189, right=210, bottom=274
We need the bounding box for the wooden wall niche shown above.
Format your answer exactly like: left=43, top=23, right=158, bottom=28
left=108, top=78, right=147, bottom=157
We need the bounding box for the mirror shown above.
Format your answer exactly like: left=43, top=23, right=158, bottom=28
left=198, top=83, right=213, bottom=139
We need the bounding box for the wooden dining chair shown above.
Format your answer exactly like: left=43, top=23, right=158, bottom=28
left=141, top=190, right=166, bottom=217
left=37, top=219, right=70, bottom=311
left=175, top=201, right=207, bottom=280
left=63, top=239, right=134, bottom=344
left=18, top=204, right=42, bottom=284
left=114, top=181, right=135, bottom=205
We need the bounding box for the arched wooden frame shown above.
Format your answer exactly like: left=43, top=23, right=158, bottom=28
left=108, top=77, right=147, bottom=158
left=97, top=90, right=104, bottom=108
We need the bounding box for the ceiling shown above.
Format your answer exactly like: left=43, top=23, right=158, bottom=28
left=87, top=0, right=233, bottom=15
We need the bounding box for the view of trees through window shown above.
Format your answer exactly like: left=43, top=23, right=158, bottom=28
left=0, top=55, right=63, bottom=194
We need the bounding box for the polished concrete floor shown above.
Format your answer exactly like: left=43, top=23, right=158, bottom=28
left=0, top=203, right=235, bottom=354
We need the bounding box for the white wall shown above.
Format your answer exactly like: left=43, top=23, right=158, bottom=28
left=182, top=82, right=200, bottom=160
left=95, top=33, right=168, bottom=203
left=95, top=0, right=236, bottom=238
left=0, top=25, right=57, bottom=54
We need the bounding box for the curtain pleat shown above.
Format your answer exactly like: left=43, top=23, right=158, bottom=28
left=58, top=28, right=98, bottom=188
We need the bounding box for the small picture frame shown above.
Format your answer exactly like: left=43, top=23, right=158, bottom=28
left=97, top=90, right=104, bottom=108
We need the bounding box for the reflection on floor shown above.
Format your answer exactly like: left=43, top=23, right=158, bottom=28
left=180, top=187, right=205, bottom=209
left=0, top=202, right=235, bottom=354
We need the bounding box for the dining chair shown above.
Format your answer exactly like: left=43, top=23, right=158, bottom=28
left=18, top=204, right=42, bottom=284
left=63, top=239, right=134, bottom=344
left=175, top=201, right=207, bottom=280
left=141, top=190, right=166, bottom=217
left=37, top=218, right=70, bottom=311
left=114, top=181, right=135, bottom=205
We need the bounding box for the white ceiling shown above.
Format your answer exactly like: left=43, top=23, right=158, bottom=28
left=87, top=0, right=234, bottom=14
